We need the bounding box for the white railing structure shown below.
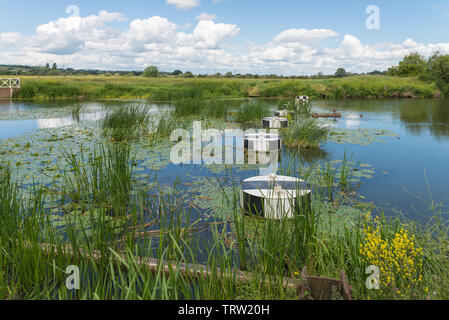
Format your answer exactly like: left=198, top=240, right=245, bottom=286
left=0, top=78, right=20, bottom=88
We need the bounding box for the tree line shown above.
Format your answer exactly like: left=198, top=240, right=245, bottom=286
left=387, top=52, right=449, bottom=95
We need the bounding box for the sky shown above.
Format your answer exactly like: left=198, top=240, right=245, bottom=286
left=1, top=0, right=449, bottom=75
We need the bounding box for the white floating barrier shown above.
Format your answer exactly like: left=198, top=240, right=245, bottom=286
left=244, top=132, right=281, bottom=152
left=262, top=116, right=289, bottom=129
left=240, top=174, right=311, bottom=219
left=275, top=110, right=295, bottom=117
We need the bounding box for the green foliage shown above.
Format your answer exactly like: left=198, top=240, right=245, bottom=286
left=13, top=75, right=437, bottom=100
left=334, top=68, right=347, bottom=78
left=386, top=53, right=426, bottom=77
left=424, top=52, right=449, bottom=95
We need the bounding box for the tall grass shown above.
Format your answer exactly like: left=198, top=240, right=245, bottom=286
left=101, top=104, right=150, bottom=141
left=12, top=75, right=437, bottom=100
left=57, top=142, right=133, bottom=216
left=234, top=100, right=271, bottom=122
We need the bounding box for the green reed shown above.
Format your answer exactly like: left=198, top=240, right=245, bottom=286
left=101, top=104, right=151, bottom=141
left=281, top=119, right=329, bottom=149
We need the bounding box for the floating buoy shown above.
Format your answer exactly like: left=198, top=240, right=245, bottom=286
left=240, top=174, right=312, bottom=219
left=262, top=117, right=288, bottom=129
left=244, top=132, right=281, bottom=152
left=275, top=110, right=295, bottom=117
left=295, top=95, right=309, bottom=106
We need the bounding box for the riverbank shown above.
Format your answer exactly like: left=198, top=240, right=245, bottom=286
left=2, top=75, right=439, bottom=101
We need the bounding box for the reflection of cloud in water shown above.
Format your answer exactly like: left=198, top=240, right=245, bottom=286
left=37, top=117, right=75, bottom=129
left=36, top=112, right=103, bottom=129
left=345, top=113, right=362, bottom=129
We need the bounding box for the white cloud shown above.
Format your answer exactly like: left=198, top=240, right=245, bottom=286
left=196, top=13, right=217, bottom=21
left=166, top=0, right=200, bottom=10
left=27, top=10, right=126, bottom=54
left=127, top=17, right=178, bottom=43
left=189, top=20, right=239, bottom=48
left=0, top=32, right=25, bottom=47
left=274, top=28, right=338, bottom=43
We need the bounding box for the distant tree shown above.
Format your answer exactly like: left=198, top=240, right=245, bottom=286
left=143, top=66, right=159, bottom=77
left=386, top=66, right=398, bottom=76
left=52, top=63, right=57, bottom=70
left=172, top=69, right=183, bottom=76
left=368, top=70, right=385, bottom=75
left=45, top=63, right=50, bottom=69
left=47, top=70, right=61, bottom=76
left=225, top=71, right=233, bottom=78
left=182, top=71, right=194, bottom=78
left=334, top=68, right=347, bottom=78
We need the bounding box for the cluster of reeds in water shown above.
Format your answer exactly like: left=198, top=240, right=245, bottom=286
left=1, top=101, right=446, bottom=300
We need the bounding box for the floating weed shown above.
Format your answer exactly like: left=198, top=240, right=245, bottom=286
left=328, top=128, right=399, bottom=146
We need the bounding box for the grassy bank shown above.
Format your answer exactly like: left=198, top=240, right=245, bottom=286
left=5, top=75, right=438, bottom=100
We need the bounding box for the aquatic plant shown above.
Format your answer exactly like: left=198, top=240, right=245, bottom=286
left=57, top=142, right=133, bottom=216
left=234, top=100, right=271, bottom=122
left=101, top=104, right=151, bottom=141
left=281, top=119, right=329, bottom=149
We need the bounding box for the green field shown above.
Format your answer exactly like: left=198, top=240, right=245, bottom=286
left=3, top=75, right=438, bottom=100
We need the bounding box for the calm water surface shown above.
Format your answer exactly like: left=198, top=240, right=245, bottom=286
left=1, top=98, right=448, bottom=223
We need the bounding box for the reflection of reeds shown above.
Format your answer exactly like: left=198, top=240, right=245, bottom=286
left=71, top=104, right=84, bottom=123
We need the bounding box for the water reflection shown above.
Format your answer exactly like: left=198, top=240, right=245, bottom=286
left=314, top=98, right=449, bottom=140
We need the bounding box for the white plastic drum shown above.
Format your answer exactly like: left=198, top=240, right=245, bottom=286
left=275, top=110, right=295, bottom=117
left=240, top=174, right=312, bottom=219
left=244, top=132, right=281, bottom=152
left=262, top=117, right=289, bottom=129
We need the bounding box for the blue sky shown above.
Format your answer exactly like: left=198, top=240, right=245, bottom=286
left=1, top=0, right=449, bottom=74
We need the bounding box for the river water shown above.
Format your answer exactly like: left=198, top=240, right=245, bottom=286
left=1, top=98, right=448, bottom=224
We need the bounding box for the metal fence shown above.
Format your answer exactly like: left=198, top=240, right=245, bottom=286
left=0, top=78, right=20, bottom=88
